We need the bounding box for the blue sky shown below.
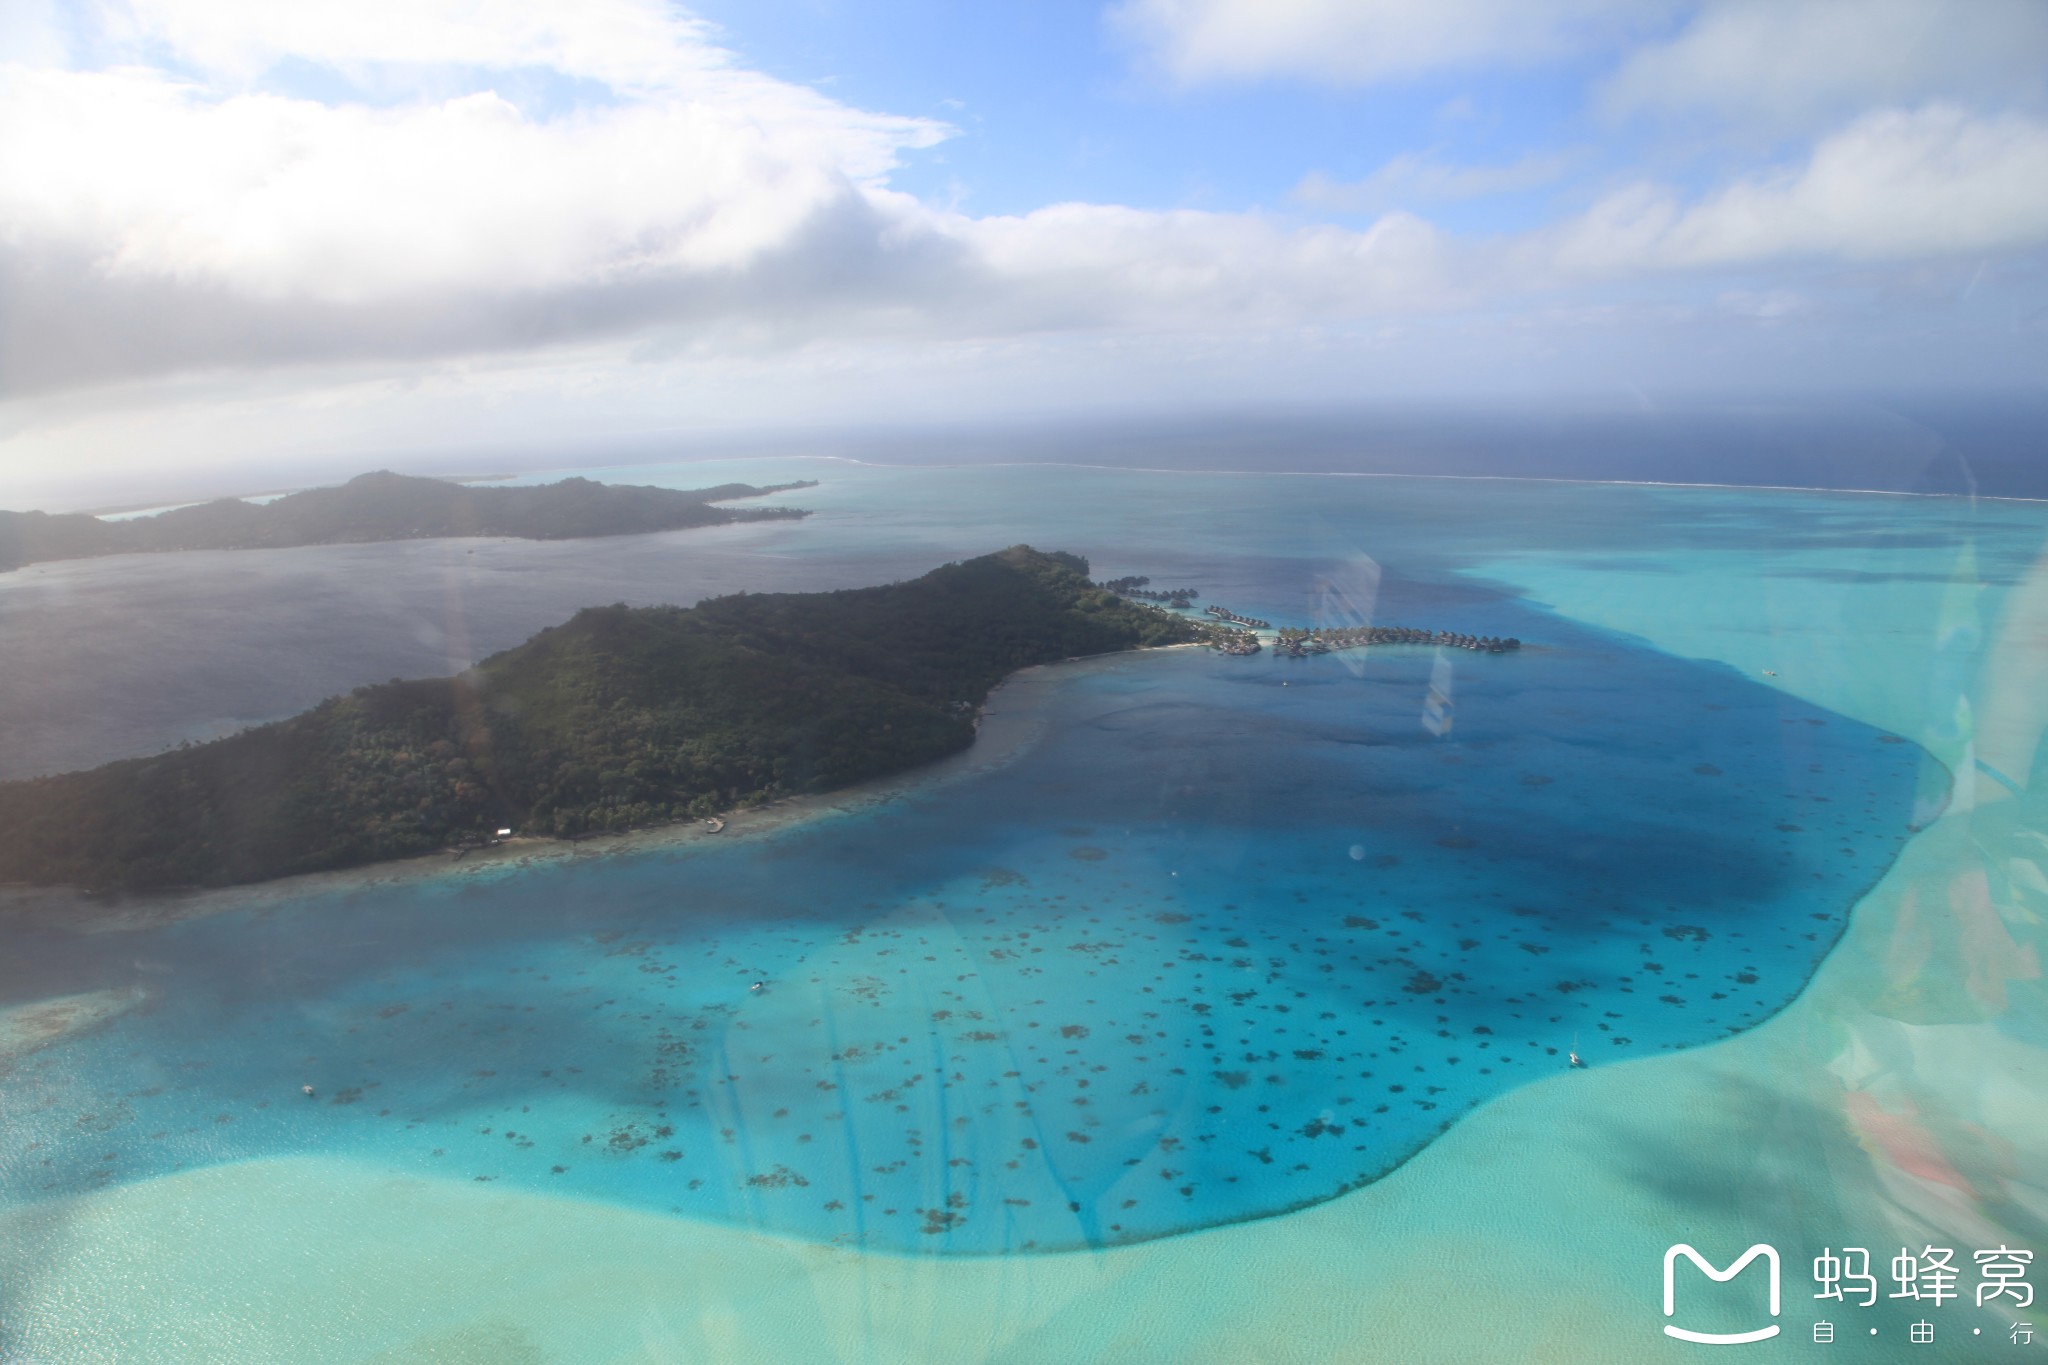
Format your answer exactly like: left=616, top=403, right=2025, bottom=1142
left=0, top=0, right=2044, bottom=504
left=684, top=0, right=1636, bottom=230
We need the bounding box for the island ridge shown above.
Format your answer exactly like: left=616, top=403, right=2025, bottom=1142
left=0, top=546, right=1198, bottom=891
left=0, top=470, right=817, bottom=573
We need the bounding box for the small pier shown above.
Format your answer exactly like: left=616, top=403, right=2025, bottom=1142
left=1101, top=571, right=1527, bottom=659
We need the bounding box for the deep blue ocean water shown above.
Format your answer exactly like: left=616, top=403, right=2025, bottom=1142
left=0, top=544, right=1930, bottom=1253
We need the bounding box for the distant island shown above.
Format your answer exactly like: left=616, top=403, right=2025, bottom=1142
left=0, top=547, right=1199, bottom=891
left=0, top=470, right=817, bottom=573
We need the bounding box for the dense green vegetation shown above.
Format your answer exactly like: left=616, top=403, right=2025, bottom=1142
left=0, top=470, right=814, bottom=572
left=0, top=547, right=1197, bottom=891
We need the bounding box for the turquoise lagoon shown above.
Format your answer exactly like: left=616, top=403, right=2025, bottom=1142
left=3, top=462, right=2045, bottom=1358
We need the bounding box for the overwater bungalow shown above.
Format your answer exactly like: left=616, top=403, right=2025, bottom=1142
left=1207, top=627, right=1262, bottom=655
left=1205, top=605, right=1272, bottom=629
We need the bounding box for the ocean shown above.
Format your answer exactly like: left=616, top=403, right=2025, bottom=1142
left=2, top=460, right=2044, bottom=1360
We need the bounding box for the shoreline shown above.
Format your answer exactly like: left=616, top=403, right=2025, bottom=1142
left=0, top=646, right=1201, bottom=937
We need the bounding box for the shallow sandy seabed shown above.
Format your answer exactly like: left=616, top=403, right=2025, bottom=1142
left=0, top=987, right=144, bottom=1074
left=4, top=552, right=2044, bottom=1362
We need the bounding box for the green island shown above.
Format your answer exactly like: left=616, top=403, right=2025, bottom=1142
left=0, top=547, right=1205, bottom=892
left=0, top=470, right=816, bottom=573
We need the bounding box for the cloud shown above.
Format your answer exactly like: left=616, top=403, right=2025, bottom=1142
left=0, top=0, right=954, bottom=392
left=103, top=0, right=730, bottom=94
left=0, top=0, right=1476, bottom=396
left=1294, top=149, right=1583, bottom=212
left=1108, top=0, right=1669, bottom=87
left=1603, top=0, right=2048, bottom=129
left=3, top=0, right=2045, bottom=426
left=1118, top=0, right=2048, bottom=115
left=0, top=72, right=938, bottom=304
left=931, top=201, right=1460, bottom=330
left=1545, top=106, right=2048, bottom=274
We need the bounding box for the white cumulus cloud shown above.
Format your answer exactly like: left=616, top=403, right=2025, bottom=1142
left=0, top=69, right=939, bottom=305
left=1603, top=0, right=2048, bottom=130
left=0, top=0, right=1485, bottom=396
left=2, top=0, right=2044, bottom=431
left=1546, top=105, right=2048, bottom=274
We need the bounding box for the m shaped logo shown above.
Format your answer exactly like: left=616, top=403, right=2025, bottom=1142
left=1663, top=1244, right=1782, bottom=1345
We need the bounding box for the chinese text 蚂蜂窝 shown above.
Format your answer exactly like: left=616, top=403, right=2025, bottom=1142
left=1812, top=1246, right=2033, bottom=1308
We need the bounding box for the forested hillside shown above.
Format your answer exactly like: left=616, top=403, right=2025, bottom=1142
left=0, top=547, right=1195, bottom=890
left=0, top=470, right=814, bottom=571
